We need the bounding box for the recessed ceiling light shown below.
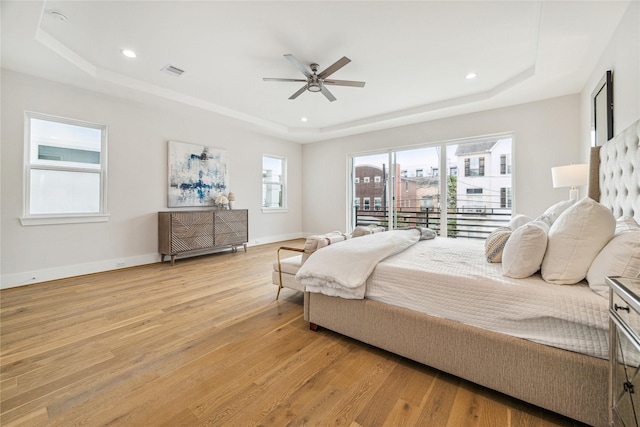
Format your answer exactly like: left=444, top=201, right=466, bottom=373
left=121, top=49, right=137, bottom=58
left=465, top=73, right=477, bottom=80
left=300, top=117, right=308, bottom=122
left=50, top=11, right=69, bottom=22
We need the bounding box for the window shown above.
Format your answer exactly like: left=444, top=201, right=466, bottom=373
left=401, top=170, right=407, bottom=178
left=374, top=176, right=381, bottom=183
left=466, top=188, right=483, bottom=194
left=501, top=187, right=512, bottom=208
left=464, top=157, right=485, bottom=176
left=354, top=177, right=360, bottom=183
left=374, top=197, right=382, bottom=211
left=354, top=198, right=360, bottom=209
left=500, top=154, right=512, bottom=175
left=363, top=177, right=370, bottom=183
left=22, top=112, right=108, bottom=225
left=431, top=167, right=439, bottom=177
left=262, top=155, right=287, bottom=210
left=363, top=197, right=370, bottom=211
left=416, top=169, right=423, bottom=177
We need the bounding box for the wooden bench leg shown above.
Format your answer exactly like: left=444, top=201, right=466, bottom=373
left=309, top=323, right=318, bottom=332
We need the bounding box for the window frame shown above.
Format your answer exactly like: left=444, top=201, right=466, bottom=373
left=21, top=111, right=109, bottom=226
left=261, top=154, right=288, bottom=213
left=374, top=197, right=382, bottom=211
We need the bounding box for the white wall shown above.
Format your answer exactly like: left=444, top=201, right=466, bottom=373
left=301, top=94, right=581, bottom=234
left=580, top=1, right=639, bottom=159
left=1, top=70, right=302, bottom=288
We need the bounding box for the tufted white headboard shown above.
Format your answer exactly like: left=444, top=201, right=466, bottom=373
left=588, top=119, right=640, bottom=224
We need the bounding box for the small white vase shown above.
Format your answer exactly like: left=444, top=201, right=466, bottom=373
left=229, top=201, right=235, bottom=209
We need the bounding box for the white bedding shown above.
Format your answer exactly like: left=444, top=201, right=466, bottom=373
left=297, top=229, right=421, bottom=299
left=365, top=237, right=610, bottom=359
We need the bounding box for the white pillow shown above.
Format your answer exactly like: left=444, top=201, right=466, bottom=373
left=542, top=199, right=576, bottom=224
left=302, top=231, right=349, bottom=263
left=507, top=214, right=531, bottom=230
left=352, top=225, right=385, bottom=238
left=541, top=198, right=615, bottom=284
left=502, top=221, right=549, bottom=278
left=587, top=217, right=640, bottom=297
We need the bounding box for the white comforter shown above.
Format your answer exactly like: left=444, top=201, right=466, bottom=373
left=296, top=229, right=421, bottom=299
left=367, top=238, right=610, bottom=358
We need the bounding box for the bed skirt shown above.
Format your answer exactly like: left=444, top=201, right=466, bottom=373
left=304, top=291, right=608, bottom=427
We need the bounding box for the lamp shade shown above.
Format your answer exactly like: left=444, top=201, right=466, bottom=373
left=551, top=164, right=589, bottom=188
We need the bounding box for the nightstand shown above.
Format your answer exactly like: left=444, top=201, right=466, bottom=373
left=608, top=276, right=640, bottom=426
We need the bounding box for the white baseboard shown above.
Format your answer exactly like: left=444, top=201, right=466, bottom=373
left=1, top=253, right=160, bottom=290
left=1, top=233, right=307, bottom=290
left=248, top=232, right=305, bottom=246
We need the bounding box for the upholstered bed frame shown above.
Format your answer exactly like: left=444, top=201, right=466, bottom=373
left=301, top=119, right=639, bottom=427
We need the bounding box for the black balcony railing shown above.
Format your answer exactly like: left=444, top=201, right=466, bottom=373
left=354, top=207, right=511, bottom=239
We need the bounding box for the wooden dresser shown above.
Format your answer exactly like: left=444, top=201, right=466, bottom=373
left=158, top=209, right=248, bottom=265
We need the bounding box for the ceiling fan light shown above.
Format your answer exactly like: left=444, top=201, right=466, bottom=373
left=307, top=82, right=322, bottom=92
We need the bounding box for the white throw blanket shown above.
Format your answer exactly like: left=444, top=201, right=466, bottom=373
left=296, top=229, right=422, bottom=299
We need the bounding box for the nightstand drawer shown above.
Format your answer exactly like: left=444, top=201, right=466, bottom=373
left=612, top=291, right=640, bottom=340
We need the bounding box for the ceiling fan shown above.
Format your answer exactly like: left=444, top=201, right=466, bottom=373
left=263, top=54, right=365, bottom=102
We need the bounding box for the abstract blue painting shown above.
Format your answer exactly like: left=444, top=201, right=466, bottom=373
left=168, top=141, right=228, bottom=207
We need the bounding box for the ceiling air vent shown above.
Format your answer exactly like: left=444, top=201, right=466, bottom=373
left=161, top=64, right=185, bottom=77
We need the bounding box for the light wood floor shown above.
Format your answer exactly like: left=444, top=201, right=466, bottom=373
left=1, top=240, right=588, bottom=427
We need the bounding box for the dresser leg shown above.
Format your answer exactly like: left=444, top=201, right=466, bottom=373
left=171, top=255, right=176, bottom=266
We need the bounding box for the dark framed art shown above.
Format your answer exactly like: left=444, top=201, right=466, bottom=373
left=591, top=70, right=613, bottom=146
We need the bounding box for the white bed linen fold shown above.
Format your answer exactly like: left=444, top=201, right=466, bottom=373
left=296, top=229, right=421, bottom=299
left=365, top=237, right=610, bottom=358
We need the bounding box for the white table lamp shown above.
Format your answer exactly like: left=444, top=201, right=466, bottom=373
left=551, top=164, right=589, bottom=201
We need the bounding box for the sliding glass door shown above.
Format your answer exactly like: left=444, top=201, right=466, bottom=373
left=350, top=136, right=513, bottom=238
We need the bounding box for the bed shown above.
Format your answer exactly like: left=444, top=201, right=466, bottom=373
left=274, top=119, right=640, bottom=427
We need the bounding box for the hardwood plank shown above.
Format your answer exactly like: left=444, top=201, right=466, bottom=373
left=0, top=240, right=587, bottom=426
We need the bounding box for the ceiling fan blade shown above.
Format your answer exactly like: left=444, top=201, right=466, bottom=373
left=320, top=86, right=337, bottom=102
left=289, top=85, right=308, bottom=100
left=323, top=79, right=366, bottom=88
left=263, top=78, right=307, bottom=83
left=318, top=56, right=351, bottom=79
left=284, top=54, right=311, bottom=78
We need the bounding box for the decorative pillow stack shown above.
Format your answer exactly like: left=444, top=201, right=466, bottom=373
left=541, top=197, right=616, bottom=284
left=484, top=214, right=533, bottom=263
left=302, top=231, right=349, bottom=264
left=586, top=217, right=640, bottom=297
left=502, top=221, right=550, bottom=278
